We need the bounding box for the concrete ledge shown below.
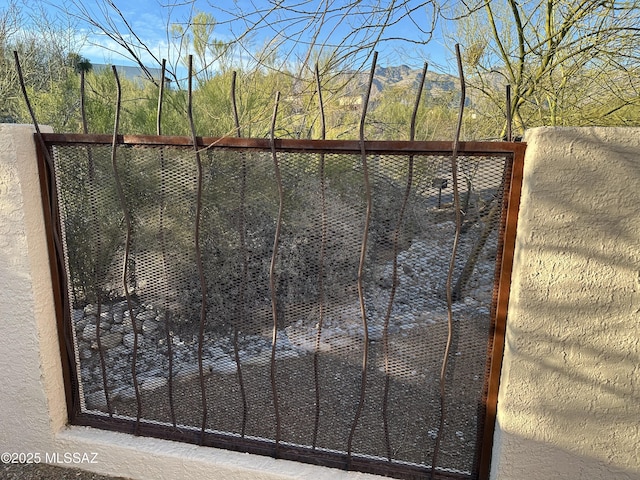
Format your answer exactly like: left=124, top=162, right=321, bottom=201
left=56, top=427, right=383, bottom=480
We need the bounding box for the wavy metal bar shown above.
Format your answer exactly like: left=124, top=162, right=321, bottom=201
left=231, top=71, right=242, bottom=138
left=312, top=63, right=327, bottom=449
left=187, top=56, right=209, bottom=444
left=381, top=61, right=428, bottom=461
left=13, top=51, right=50, bottom=164
left=157, top=59, right=166, bottom=136
left=231, top=70, right=249, bottom=437
left=108, top=66, right=143, bottom=432
left=506, top=85, right=513, bottom=142
left=346, top=51, right=377, bottom=465
left=269, top=91, right=284, bottom=452
left=80, top=70, right=89, bottom=135
left=431, top=44, right=466, bottom=478
left=13, top=50, right=66, bottom=272
left=156, top=59, right=177, bottom=428
left=14, top=50, right=85, bottom=418
left=81, top=68, right=113, bottom=417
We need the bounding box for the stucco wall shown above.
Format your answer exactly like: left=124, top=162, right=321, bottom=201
left=490, top=127, right=640, bottom=480
left=1, top=124, right=638, bottom=480
left=0, top=123, right=65, bottom=452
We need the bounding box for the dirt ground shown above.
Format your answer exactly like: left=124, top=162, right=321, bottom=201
left=0, top=463, right=129, bottom=480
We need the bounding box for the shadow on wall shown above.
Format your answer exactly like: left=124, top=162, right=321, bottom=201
left=492, top=429, right=640, bottom=480
left=495, top=127, right=640, bottom=479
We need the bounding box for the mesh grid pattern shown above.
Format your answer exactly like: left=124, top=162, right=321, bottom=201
left=51, top=140, right=510, bottom=479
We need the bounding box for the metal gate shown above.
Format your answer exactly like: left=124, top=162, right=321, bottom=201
left=38, top=133, right=524, bottom=480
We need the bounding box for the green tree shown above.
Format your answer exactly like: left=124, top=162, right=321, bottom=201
left=2, top=1, right=91, bottom=130
left=0, top=0, right=21, bottom=122
left=449, top=0, right=640, bottom=136
left=171, top=11, right=234, bottom=86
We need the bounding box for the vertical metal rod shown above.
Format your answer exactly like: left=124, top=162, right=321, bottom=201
left=269, top=91, right=283, bottom=452
left=380, top=61, right=428, bottom=461
left=315, top=64, right=327, bottom=141
left=187, top=55, right=209, bottom=444
left=13, top=51, right=51, bottom=165
left=80, top=70, right=89, bottom=135
left=506, top=84, right=513, bottom=142
left=312, top=63, right=327, bottom=449
left=231, top=70, right=249, bottom=437
left=347, top=51, right=377, bottom=464
left=156, top=59, right=177, bottom=428
left=432, top=44, right=466, bottom=478
left=93, top=299, right=111, bottom=416
left=15, top=50, right=80, bottom=416
left=82, top=67, right=112, bottom=417
left=109, top=66, right=143, bottom=432
left=157, top=59, right=166, bottom=136
left=13, top=50, right=59, bottom=263
left=231, top=71, right=242, bottom=138
left=411, top=63, right=428, bottom=142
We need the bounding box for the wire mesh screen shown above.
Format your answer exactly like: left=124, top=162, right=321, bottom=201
left=46, top=137, right=520, bottom=480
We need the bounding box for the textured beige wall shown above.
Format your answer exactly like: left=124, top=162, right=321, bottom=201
left=491, top=127, right=640, bottom=480
left=0, top=123, right=63, bottom=453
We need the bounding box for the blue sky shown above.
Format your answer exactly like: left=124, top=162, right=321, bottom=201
left=33, top=0, right=456, bottom=73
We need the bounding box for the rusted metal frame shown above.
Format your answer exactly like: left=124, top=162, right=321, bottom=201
left=476, top=147, right=525, bottom=480
left=38, top=132, right=524, bottom=156
left=46, top=141, right=520, bottom=478
left=40, top=131, right=526, bottom=167
left=231, top=70, right=249, bottom=437
left=45, top=143, right=524, bottom=480
left=108, top=66, right=144, bottom=433
left=312, top=63, right=327, bottom=450
left=432, top=44, right=466, bottom=478
left=347, top=51, right=377, bottom=466
left=186, top=56, right=210, bottom=444
left=269, top=91, right=284, bottom=453
left=470, top=155, right=511, bottom=477
left=34, top=139, right=80, bottom=421
left=74, top=410, right=470, bottom=480
left=35, top=67, right=524, bottom=480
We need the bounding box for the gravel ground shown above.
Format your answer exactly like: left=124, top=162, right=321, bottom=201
left=0, top=463, right=130, bottom=480
left=109, top=312, right=488, bottom=473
